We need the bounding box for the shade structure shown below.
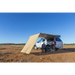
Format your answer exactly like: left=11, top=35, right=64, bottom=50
left=21, top=33, right=60, bottom=54
left=39, top=33, right=60, bottom=37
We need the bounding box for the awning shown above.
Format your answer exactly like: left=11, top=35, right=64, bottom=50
left=39, top=33, right=60, bottom=37
left=21, top=33, right=60, bottom=54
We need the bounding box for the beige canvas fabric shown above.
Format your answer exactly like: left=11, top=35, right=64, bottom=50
left=21, top=33, right=40, bottom=54
left=21, top=33, right=60, bottom=54
left=39, top=33, right=60, bottom=37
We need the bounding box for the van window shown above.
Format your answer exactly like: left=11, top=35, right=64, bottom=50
left=47, top=39, right=50, bottom=42
left=55, top=38, right=61, bottom=41
left=50, top=38, right=54, bottom=41
left=42, top=39, right=45, bottom=42
left=47, top=38, right=54, bottom=41
left=37, top=40, right=41, bottom=43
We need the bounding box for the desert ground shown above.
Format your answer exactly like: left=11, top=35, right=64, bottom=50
left=0, top=45, right=75, bottom=62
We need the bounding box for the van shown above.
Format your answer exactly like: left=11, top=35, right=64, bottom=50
left=34, top=37, right=63, bottom=51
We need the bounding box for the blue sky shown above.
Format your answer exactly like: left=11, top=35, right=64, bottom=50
left=0, top=13, right=75, bottom=44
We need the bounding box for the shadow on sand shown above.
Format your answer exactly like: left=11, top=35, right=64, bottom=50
left=30, top=48, right=75, bottom=56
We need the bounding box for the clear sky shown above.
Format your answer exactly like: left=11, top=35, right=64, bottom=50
left=0, top=13, right=75, bottom=44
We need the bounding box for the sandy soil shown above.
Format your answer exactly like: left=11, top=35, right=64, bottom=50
left=0, top=45, right=75, bottom=62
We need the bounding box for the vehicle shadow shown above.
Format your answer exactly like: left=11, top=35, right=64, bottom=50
left=31, top=48, right=75, bottom=56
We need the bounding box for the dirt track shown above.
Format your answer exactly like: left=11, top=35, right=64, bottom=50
left=0, top=45, right=75, bottom=62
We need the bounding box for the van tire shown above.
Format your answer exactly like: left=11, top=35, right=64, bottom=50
left=34, top=46, right=38, bottom=50
left=55, top=48, right=59, bottom=51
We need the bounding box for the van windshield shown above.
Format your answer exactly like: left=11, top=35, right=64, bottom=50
left=55, top=38, right=61, bottom=41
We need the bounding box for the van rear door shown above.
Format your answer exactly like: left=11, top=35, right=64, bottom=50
left=55, top=37, right=63, bottom=48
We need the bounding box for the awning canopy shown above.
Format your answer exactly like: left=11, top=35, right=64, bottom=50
left=39, top=33, right=60, bottom=38
left=21, top=33, right=60, bottom=54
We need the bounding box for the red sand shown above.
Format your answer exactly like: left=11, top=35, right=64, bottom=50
left=0, top=45, right=75, bottom=62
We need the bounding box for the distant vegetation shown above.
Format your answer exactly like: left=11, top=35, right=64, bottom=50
left=0, top=43, right=26, bottom=45
left=64, top=43, right=75, bottom=45
left=0, top=43, right=75, bottom=45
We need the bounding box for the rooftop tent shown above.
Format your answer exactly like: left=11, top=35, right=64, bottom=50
left=21, top=33, right=60, bottom=54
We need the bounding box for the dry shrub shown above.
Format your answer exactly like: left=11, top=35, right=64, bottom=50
left=0, top=48, right=6, bottom=50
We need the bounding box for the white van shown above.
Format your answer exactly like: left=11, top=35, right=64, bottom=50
left=34, top=37, right=63, bottom=51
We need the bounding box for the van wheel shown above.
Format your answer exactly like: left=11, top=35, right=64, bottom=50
left=34, top=46, right=38, bottom=50
left=55, top=48, right=59, bottom=51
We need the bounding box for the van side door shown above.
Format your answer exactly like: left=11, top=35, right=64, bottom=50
left=40, top=39, right=46, bottom=48
left=36, top=39, right=46, bottom=48
left=36, top=40, right=42, bottom=48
